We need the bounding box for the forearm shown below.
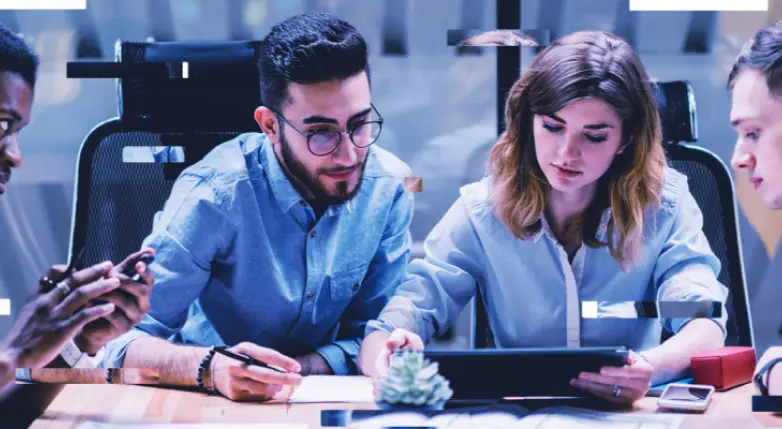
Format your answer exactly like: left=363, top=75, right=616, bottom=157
left=358, top=330, right=390, bottom=378
left=123, top=336, right=210, bottom=387
left=643, top=319, right=725, bottom=385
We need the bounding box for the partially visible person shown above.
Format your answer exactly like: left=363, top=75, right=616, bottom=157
left=0, top=24, right=154, bottom=400
left=100, top=13, right=414, bottom=403
left=728, top=20, right=782, bottom=396
left=458, top=30, right=539, bottom=47
left=359, top=30, right=729, bottom=406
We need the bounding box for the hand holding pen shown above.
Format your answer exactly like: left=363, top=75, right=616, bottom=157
left=209, top=342, right=303, bottom=402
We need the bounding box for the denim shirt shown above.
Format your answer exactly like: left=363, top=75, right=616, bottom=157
left=103, top=132, right=414, bottom=374
left=367, top=168, right=728, bottom=351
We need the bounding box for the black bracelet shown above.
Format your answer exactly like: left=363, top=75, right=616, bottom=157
left=106, top=368, right=116, bottom=384
left=755, top=357, right=782, bottom=396
left=197, top=346, right=225, bottom=395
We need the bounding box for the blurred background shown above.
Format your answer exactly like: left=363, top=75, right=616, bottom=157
left=0, top=0, right=780, bottom=359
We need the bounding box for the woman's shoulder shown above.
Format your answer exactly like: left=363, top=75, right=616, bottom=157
left=658, top=166, right=692, bottom=214
left=458, top=176, right=494, bottom=209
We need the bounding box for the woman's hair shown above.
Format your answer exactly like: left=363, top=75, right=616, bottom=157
left=487, top=30, right=666, bottom=268
left=458, top=30, right=539, bottom=47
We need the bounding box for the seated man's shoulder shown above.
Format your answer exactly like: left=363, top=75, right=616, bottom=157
left=183, top=132, right=264, bottom=187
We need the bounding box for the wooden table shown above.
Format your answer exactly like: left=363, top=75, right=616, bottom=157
left=27, top=382, right=782, bottom=428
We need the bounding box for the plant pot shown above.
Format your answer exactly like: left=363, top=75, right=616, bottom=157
left=375, top=400, right=446, bottom=411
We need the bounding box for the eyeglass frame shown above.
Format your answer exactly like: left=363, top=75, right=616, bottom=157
left=270, top=103, right=384, bottom=157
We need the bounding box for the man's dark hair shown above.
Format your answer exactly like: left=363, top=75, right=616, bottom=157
left=260, top=13, right=370, bottom=112
left=0, top=25, right=39, bottom=89
left=728, top=20, right=782, bottom=96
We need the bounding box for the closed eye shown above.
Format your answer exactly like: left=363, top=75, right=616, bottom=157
left=585, top=134, right=607, bottom=143
left=542, top=123, right=563, bottom=133
left=745, top=131, right=759, bottom=141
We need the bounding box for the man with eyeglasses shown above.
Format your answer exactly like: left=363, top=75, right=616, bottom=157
left=100, top=13, right=414, bottom=402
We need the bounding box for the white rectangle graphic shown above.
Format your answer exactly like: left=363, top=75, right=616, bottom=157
left=182, top=62, right=189, bottom=79
left=0, top=299, right=10, bottom=316
left=581, top=301, right=598, bottom=319
left=0, top=0, right=87, bottom=10
left=630, top=0, right=767, bottom=11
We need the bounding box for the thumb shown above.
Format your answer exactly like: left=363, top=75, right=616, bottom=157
left=386, top=329, right=408, bottom=350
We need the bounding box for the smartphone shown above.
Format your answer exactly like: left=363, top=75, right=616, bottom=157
left=122, top=253, right=155, bottom=280
left=657, top=383, right=714, bottom=411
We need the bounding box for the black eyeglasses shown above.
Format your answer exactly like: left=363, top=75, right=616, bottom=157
left=273, top=104, right=384, bottom=157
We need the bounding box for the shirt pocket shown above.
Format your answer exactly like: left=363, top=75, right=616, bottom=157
left=329, top=264, right=369, bottom=301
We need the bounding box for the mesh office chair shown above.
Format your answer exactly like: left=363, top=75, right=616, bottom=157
left=474, top=80, right=754, bottom=349
left=66, top=40, right=264, bottom=269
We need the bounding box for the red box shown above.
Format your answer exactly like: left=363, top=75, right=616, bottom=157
left=690, top=346, right=756, bottom=391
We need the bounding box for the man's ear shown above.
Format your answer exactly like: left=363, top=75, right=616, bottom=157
left=255, top=106, right=279, bottom=140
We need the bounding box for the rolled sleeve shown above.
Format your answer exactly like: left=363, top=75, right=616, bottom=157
left=653, top=179, right=729, bottom=338
left=15, top=368, right=31, bottom=382
left=315, top=340, right=359, bottom=375
left=371, top=197, right=484, bottom=344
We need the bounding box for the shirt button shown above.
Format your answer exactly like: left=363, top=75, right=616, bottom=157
left=352, top=283, right=359, bottom=291
left=310, top=231, right=316, bottom=238
left=299, top=201, right=307, bottom=207
left=307, top=292, right=314, bottom=299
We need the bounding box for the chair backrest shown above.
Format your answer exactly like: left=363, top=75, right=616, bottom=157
left=67, top=40, right=263, bottom=269
left=474, top=80, right=754, bottom=349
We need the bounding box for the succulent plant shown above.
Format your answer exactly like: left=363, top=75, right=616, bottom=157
left=375, top=350, right=454, bottom=408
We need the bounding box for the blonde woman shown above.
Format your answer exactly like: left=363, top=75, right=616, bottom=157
left=359, top=30, right=728, bottom=406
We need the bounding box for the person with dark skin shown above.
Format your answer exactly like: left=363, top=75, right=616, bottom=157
left=0, top=25, right=155, bottom=418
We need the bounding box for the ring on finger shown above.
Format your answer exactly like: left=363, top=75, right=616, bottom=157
left=612, top=385, right=622, bottom=397
left=55, top=282, right=71, bottom=297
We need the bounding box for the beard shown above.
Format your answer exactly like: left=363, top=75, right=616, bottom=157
left=279, top=130, right=366, bottom=207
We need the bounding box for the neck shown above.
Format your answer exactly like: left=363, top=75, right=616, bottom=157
left=545, top=182, right=597, bottom=236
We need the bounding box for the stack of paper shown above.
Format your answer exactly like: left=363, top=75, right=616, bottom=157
left=288, top=375, right=374, bottom=403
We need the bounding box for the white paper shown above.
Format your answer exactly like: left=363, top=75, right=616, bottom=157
left=75, top=423, right=306, bottom=429
left=288, top=375, right=374, bottom=403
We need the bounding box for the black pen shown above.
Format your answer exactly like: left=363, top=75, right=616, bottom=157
left=214, top=347, right=287, bottom=373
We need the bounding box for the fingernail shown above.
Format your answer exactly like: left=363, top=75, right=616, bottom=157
left=101, top=303, right=115, bottom=312
left=102, top=261, right=113, bottom=269
left=570, top=379, right=576, bottom=385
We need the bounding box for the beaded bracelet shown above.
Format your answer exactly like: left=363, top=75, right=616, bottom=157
left=197, top=346, right=225, bottom=395
left=106, top=368, right=116, bottom=384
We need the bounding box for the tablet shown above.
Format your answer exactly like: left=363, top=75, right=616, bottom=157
left=424, top=346, right=629, bottom=400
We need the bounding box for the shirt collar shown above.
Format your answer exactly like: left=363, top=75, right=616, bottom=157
left=531, top=208, right=612, bottom=244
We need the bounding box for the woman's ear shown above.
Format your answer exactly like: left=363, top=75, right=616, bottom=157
left=617, top=136, right=632, bottom=155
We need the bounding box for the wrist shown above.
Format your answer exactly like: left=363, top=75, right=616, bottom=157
left=0, top=347, right=21, bottom=372
left=73, top=334, right=101, bottom=357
